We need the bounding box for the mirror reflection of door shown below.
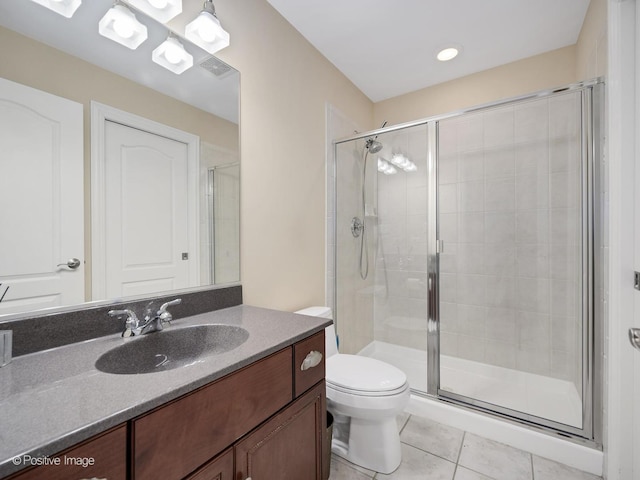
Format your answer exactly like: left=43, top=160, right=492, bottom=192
left=92, top=103, right=200, bottom=300
left=207, top=163, right=240, bottom=285
left=0, top=78, right=84, bottom=314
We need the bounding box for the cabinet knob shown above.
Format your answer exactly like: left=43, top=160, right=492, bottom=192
left=300, top=350, right=322, bottom=370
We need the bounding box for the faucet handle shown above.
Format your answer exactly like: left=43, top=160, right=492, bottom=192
left=108, top=309, right=139, bottom=337
left=157, top=298, right=182, bottom=324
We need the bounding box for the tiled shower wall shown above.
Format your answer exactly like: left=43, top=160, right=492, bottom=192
left=437, top=92, right=583, bottom=386
left=372, top=125, right=430, bottom=351
left=328, top=104, right=375, bottom=355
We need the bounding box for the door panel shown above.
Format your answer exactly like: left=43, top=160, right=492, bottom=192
left=0, top=78, right=84, bottom=314
left=235, top=382, right=325, bottom=480
left=103, top=120, right=194, bottom=298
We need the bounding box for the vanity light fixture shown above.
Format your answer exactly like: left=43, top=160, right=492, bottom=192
left=128, top=0, right=182, bottom=24
left=152, top=34, right=193, bottom=74
left=99, top=2, right=148, bottom=50
left=30, top=0, right=82, bottom=18
left=185, top=0, right=230, bottom=55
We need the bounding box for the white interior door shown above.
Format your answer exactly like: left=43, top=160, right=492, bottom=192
left=0, top=78, right=84, bottom=315
left=100, top=120, right=196, bottom=298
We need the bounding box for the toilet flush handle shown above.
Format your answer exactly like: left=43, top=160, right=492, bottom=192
left=301, top=350, right=323, bottom=370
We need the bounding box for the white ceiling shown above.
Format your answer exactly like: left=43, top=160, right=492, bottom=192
left=266, top=0, right=591, bottom=102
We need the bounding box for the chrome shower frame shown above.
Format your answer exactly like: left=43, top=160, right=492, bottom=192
left=332, top=78, right=604, bottom=448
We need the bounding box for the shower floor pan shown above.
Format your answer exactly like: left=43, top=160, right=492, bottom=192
left=359, top=341, right=582, bottom=428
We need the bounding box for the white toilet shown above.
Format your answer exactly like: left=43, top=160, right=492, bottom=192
left=295, top=306, right=410, bottom=474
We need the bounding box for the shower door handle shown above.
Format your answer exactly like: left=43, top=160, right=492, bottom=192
left=629, top=328, right=640, bottom=351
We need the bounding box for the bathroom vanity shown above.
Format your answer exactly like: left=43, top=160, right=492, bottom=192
left=0, top=305, right=330, bottom=480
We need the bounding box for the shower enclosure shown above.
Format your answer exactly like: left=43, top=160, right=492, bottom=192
left=332, top=79, right=603, bottom=441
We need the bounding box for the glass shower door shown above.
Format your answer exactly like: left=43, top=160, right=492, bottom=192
left=435, top=88, right=593, bottom=433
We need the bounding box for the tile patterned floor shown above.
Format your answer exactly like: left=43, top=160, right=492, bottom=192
left=329, top=414, right=602, bottom=480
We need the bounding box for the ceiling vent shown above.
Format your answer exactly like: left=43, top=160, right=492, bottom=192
left=199, top=55, right=234, bottom=78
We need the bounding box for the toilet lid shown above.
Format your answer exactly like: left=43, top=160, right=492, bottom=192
left=326, top=354, right=407, bottom=393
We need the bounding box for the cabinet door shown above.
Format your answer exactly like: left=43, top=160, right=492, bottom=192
left=235, top=381, right=325, bottom=480
left=6, top=425, right=126, bottom=480
left=184, top=448, right=233, bottom=480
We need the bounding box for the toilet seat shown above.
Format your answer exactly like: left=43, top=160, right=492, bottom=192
left=326, top=354, right=408, bottom=396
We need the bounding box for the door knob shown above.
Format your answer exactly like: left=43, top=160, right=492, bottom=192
left=629, top=328, right=640, bottom=351
left=57, top=258, right=81, bottom=270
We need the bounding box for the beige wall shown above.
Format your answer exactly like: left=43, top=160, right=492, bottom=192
left=576, top=0, right=607, bottom=80
left=0, top=27, right=239, bottom=153
left=373, top=46, right=578, bottom=127
left=215, top=0, right=373, bottom=310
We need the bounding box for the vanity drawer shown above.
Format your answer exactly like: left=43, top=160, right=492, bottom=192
left=7, top=425, right=127, bottom=480
left=294, top=331, right=325, bottom=397
left=132, top=347, right=293, bottom=480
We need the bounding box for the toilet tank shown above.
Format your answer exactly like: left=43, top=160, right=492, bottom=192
left=294, top=306, right=338, bottom=358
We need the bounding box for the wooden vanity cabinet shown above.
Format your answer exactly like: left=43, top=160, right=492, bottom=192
left=134, top=332, right=326, bottom=480
left=4, top=331, right=326, bottom=480
left=133, top=348, right=294, bottom=480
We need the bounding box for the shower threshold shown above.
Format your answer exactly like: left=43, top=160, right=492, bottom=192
left=359, top=341, right=582, bottom=428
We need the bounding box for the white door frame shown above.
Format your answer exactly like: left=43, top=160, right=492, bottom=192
left=605, top=0, right=638, bottom=478
left=90, top=101, right=199, bottom=299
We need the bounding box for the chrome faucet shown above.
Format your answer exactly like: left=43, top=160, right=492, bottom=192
left=108, top=298, right=182, bottom=337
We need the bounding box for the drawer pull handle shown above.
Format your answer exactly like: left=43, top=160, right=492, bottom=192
left=301, top=350, right=323, bottom=371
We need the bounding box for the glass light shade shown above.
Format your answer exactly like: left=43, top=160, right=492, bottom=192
left=152, top=36, right=193, bottom=74
left=185, top=11, right=230, bottom=54
left=99, top=4, right=148, bottom=50
left=128, top=0, right=182, bottom=24
left=30, top=0, right=82, bottom=18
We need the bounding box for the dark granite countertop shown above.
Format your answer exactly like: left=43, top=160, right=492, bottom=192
left=0, top=305, right=330, bottom=478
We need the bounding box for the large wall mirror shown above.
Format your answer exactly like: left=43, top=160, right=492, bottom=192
left=0, top=0, right=240, bottom=317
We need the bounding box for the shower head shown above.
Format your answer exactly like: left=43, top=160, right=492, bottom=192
left=365, top=138, right=383, bottom=153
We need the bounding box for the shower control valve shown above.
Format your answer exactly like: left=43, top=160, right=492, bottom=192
left=351, top=217, right=364, bottom=238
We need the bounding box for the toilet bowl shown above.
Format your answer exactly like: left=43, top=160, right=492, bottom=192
left=295, top=306, right=410, bottom=474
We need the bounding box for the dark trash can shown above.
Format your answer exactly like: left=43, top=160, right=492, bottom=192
left=324, top=411, right=334, bottom=479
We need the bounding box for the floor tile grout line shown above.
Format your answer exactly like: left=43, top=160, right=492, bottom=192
left=530, top=452, right=535, bottom=480
left=456, top=430, right=467, bottom=465
left=399, top=439, right=460, bottom=466
left=398, top=413, right=411, bottom=434
left=450, top=430, right=467, bottom=480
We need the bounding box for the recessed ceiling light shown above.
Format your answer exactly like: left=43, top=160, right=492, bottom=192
left=437, top=47, right=459, bottom=62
